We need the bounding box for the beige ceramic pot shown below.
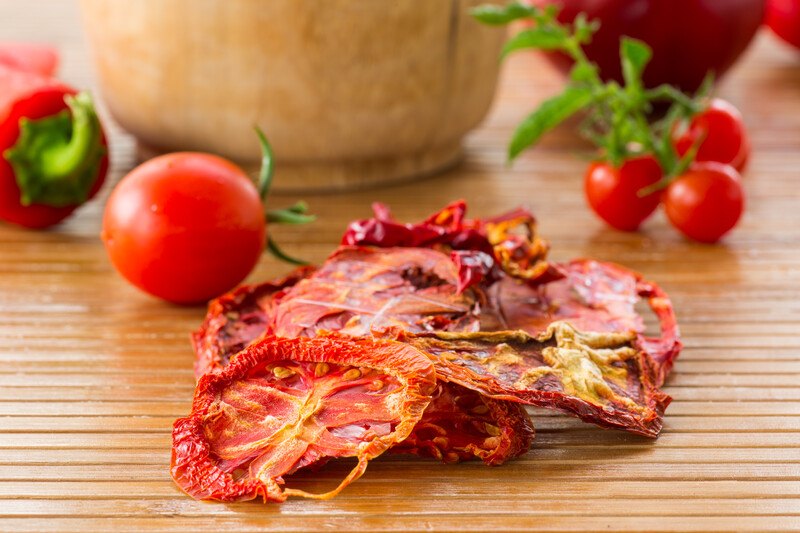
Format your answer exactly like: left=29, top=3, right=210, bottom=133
left=79, top=0, right=505, bottom=191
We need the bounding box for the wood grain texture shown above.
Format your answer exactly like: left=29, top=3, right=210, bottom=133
left=1, top=2, right=800, bottom=532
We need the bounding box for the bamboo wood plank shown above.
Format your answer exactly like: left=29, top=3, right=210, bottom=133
left=2, top=1, right=800, bottom=532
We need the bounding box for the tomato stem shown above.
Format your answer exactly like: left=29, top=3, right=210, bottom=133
left=254, top=126, right=274, bottom=202
left=252, top=128, right=316, bottom=264
left=267, top=236, right=309, bottom=266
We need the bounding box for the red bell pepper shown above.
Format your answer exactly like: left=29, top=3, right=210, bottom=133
left=0, top=43, right=58, bottom=77
left=0, top=65, right=107, bottom=228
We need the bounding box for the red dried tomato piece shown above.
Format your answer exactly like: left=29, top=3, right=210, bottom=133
left=272, top=246, right=480, bottom=338
left=484, top=259, right=681, bottom=386
left=191, top=266, right=314, bottom=378
left=341, top=200, right=561, bottom=290
left=172, top=334, right=436, bottom=503
left=392, top=381, right=534, bottom=465
left=398, top=322, right=670, bottom=438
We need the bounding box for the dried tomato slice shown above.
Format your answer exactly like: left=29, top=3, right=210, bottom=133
left=190, top=260, right=534, bottom=466
left=271, top=246, right=480, bottom=338
left=191, top=266, right=314, bottom=378
left=398, top=321, right=670, bottom=438
left=392, top=381, right=534, bottom=465
left=484, top=259, right=682, bottom=386
left=171, top=334, right=436, bottom=503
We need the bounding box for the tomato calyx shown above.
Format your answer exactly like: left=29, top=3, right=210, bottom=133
left=253, top=127, right=315, bottom=265
left=4, top=91, right=105, bottom=207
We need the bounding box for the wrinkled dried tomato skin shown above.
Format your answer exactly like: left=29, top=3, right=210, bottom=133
left=272, top=246, right=480, bottom=338
left=192, top=267, right=314, bottom=379
left=485, top=259, right=681, bottom=387
left=171, top=335, right=436, bottom=503
left=399, top=323, right=670, bottom=438
left=393, top=381, right=534, bottom=465
left=341, top=200, right=560, bottom=290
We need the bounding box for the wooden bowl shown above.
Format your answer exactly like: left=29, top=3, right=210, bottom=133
left=79, top=0, right=506, bottom=191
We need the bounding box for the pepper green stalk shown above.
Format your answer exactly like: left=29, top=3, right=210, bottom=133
left=4, top=91, right=105, bottom=207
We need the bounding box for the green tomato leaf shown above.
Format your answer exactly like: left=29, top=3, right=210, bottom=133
left=569, top=62, right=598, bottom=83
left=501, top=26, right=569, bottom=57
left=508, top=85, right=594, bottom=160
left=620, top=37, right=652, bottom=90
left=471, top=2, right=536, bottom=25
left=573, top=13, right=600, bottom=44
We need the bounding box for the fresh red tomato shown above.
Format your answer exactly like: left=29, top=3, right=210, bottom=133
left=663, top=162, right=744, bottom=243
left=534, top=0, right=765, bottom=92
left=766, top=0, right=800, bottom=49
left=101, top=153, right=266, bottom=304
left=584, top=156, right=663, bottom=232
left=674, top=99, right=750, bottom=172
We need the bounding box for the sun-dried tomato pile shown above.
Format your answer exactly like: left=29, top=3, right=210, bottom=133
left=173, top=201, right=682, bottom=503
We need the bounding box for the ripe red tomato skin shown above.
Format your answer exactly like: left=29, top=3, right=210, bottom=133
left=766, top=0, right=800, bottom=49
left=663, top=162, right=744, bottom=244
left=102, top=153, right=266, bottom=305
left=674, top=99, right=750, bottom=172
left=584, top=156, right=663, bottom=232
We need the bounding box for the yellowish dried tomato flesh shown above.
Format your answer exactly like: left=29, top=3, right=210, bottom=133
left=171, top=335, right=436, bottom=502
left=401, top=322, right=670, bottom=438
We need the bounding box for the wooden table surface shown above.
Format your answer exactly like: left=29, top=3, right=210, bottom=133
left=2, top=2, right=800, bottom=532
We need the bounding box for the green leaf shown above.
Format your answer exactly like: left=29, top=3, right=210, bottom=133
left=508, top=85, right=594, bottom=160
left=569, top=62, right=598, bottom=83
left=471, top=2, right=536, bottom=25
left=266, top=208, right=316, bottom=225
left=620, top=37, right=652, bottom=90
left=267, top=237, right=308, bottom=266
left=501, top=26, right=569, bottom=57
left=573, top=13, right=600, bottom=44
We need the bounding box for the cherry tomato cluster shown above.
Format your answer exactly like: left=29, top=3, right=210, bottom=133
left=585, top=98, right=748, bottom=243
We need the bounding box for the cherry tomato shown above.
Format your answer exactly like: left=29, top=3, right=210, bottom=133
left=584, top=156, right=663, bottom=232
left=663, top=162, right=744, bottom=243
left=534, top=0, right=765, bottom=92
left=766, top=0, right=800, bottom=50
left=674, top=99, right=750, bottom=172
left=102, top=153, right=266, bottom=304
